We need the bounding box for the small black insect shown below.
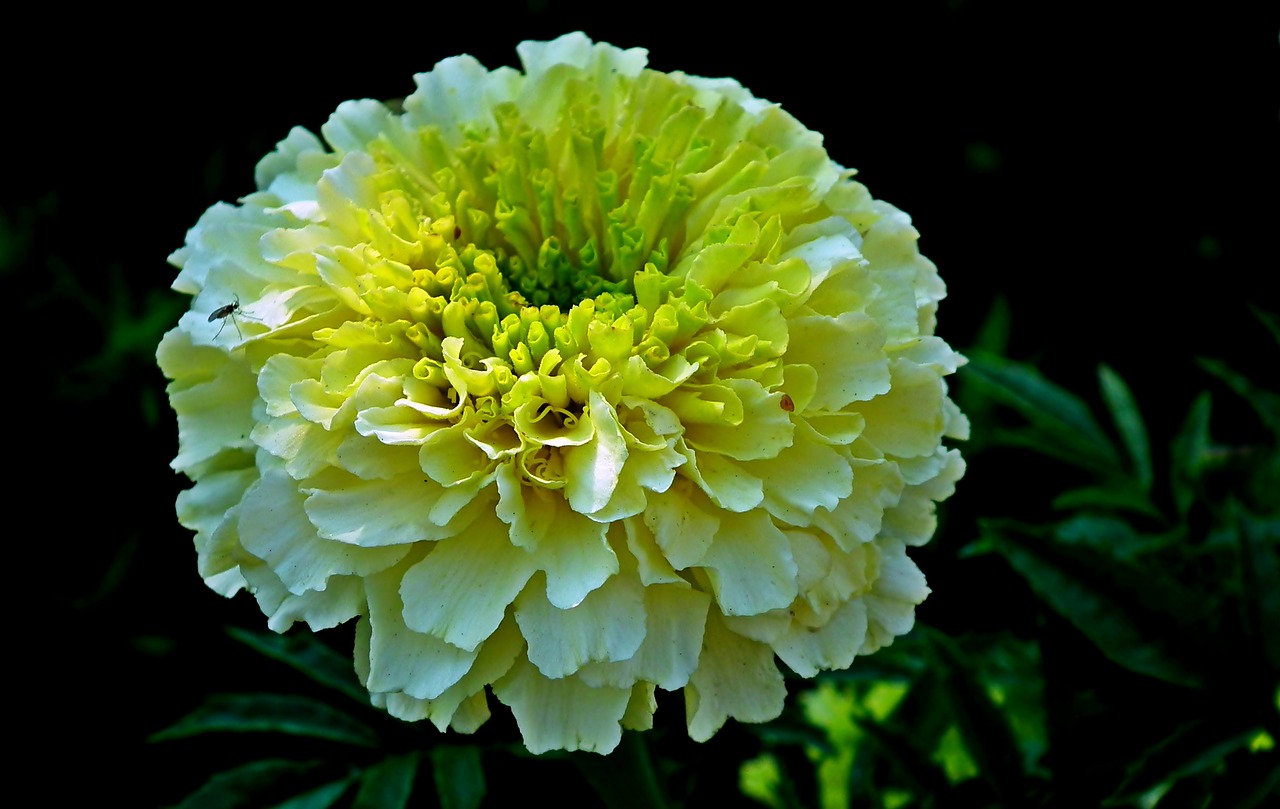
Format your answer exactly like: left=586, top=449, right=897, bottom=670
left=209, top=294, right=243, bottom=339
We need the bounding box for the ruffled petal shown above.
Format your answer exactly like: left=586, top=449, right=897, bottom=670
left=239, top=468, right=408, bottom=594
left=492, top=657, right=631, bottom=755
left=399, top=511, right=536, bottom=651
left=685, top=612, right=787, bottom=742
left=515, top=566, right=646, bottom=679
left=700, top=509, right=799, bottom=616
left=365, top=562, right=479, bottom=700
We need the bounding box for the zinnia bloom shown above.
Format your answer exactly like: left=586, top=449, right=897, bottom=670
left=159, top=32, right=966, bottom=754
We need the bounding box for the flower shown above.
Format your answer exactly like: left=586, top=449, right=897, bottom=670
left=158, top=32, right=967, bottom=755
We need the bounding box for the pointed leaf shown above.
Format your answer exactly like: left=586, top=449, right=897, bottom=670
left=1197, top=357, right=1280, bottom=438
left=1098, top=364, right=1153, bottom=490
left=228, top=626, right=369, bottom=704
left=1051, top=513, right=1171, bottom=559
left=151, top=693, right=380, bottom=747
left=432, top=745, right=487, bottom=809
left=1234, top=505, right=1280, bottom=671
left=989, top=428, right=1121, bottom=479
left=745, top=708, right=835, bottom=755
left=174, top=759, right=326, bottom=809
left=973, top=296, right=1012, bottom=356
left=985, top=521, right=1209, bottom=688
left=354, top=753, right=419, bottom=809
left=1051, top=485, right=1161, bottom=520
left=1170, top=392, right=1212, bottom=518
left=1104, top=719, right=1257, bottom=804
left=569, top=732, right=667, bottom=809
left=923, top=629, right=1025, bottom=798
left=964, top=352, right=1120, bottom=473
left=1247, top=304, right=1280, bottom=348
left=1208, top=746, right=1280, bottom=809
left=855, top=717, right=953, bottom=798
left=268, top=776, right=356, bottom=809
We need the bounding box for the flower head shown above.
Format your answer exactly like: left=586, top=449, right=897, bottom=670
left=159, top=33, right=966, bottom=754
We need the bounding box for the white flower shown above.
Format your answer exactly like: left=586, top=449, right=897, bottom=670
left=158, top=32, right=967, bottom=754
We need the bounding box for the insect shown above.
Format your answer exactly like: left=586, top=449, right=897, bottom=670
left=209, top=294, right=244, bottom=340
left=779, top=393, right=795, bottom=412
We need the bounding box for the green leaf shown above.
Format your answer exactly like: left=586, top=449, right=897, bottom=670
left=1051, top=485, right=1162, bottom=520
left=1098, top=364, right=1153, bottom=491
left=432, top=746, right=487, bottom=809
left=922, top=630, right=1025, bottom=799
left=1248, top=304, right=1280, bottom=348
left=1170, top=392, right=1213, bottom=518
left=973, top=295, right=1012, bottom=356
left=151, top=693, right=380, bottom=747
left=854, top=718, right=952, bottom=799
left=747, top=703, right=837, bottom=755
left=1197, top=357, right=1280, bottom=438
left=354, top=753, right=419, bottom=809
left=738, top=753, right=792, bottom=809
left=571, top=732, right=667, bottom=809
left=228, top=626, right=369, bottom=704
left=1208, top=746, right=1280, bottom=809
left=985, top=521, right=1208, bottom=688
left=174, top=759, right=325, bottom=809
left=1050, top=513, right=1176, bottom=560
left=1104, top=719, right=1257, bottom=804
left=268, top=776, right=356, bottom=809
left=963, top=352, right=1120, bottom=475
left=1234, top=505, right=1280, bottom=671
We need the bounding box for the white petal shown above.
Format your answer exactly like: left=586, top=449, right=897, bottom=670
left=239, top=469, right=408, bottom=594
left=622, top=517, right=685, bottom=586
left=579, top=584, right=710, bottom=691
left=515, top=568, right=646, bottom=679
left=685, top=612, right=786, bottom=742
left=563, top=391, right=627, bottom=515
left=745, top=422, right=853, bottom=526
left=622, top=683, right=658, bottom=731
left=165, top=342, right=259, bottom=471
left=641, top=485, right=719, bottom=570
left=303, top=469, right=483, bottom=546
left=365, top=563, right=479, bottom=700
left=881, top=449, right=965, bottom=546
left=492, top=657, right=630, bottom=754
left=366, top=618, right=524, bottom=733
left=773, top=599, right=869, bottom=678
left=700, top=509, right=798, bottom=616
left=862, top=540, right=929, bottom=652
left=240, top=559, right=364, bottom=633
left=811, top=458, right=905, bottom=550
left=497, top=465, right=618, bottom=608
left=404, top=55, right=516, bottom=146
left=786, top=312, right=889, bottom=410
left=400, top=512, right=536, bottom=651
left=851, top=360, right=946, bottom=459
left=682, top=450, right=764, bottom=513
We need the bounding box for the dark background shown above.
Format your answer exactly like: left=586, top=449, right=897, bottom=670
left=6, top=1, right=1276, bottom=804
